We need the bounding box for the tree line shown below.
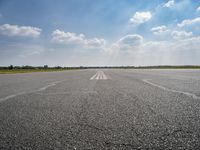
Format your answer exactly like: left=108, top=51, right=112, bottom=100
left=0, top=65, right=200, bottom=70
left=0, top=65, right=84, bottom=70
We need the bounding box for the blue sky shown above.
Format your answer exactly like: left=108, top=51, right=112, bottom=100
left=0, top=0, right=200, bottom=66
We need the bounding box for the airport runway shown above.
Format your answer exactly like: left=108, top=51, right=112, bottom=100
left=0, top=69, right=200, bottom=149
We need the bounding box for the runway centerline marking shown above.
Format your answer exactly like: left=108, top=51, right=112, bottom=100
left=90, top=71, right=110, bottom=80
left=143, top=79, right=200, bottom=100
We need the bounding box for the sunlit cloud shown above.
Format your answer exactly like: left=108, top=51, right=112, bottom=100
left=163, top=0, right=175, bottom=8
left=178, top=17, right=200, bottom=27
left=0, top=24, right=41, bottom=38
left=151, top=25, right=170, bottom=35
left=171, top=30, right=193, bottom=39
left=197, top=6, right=200, bottom=12
left=129, top=11, right=152, bottom=25
left=51, top=29, right=106, bottom=49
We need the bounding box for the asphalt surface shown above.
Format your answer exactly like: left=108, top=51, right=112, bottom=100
left=0, top=69, right=200, bottom=149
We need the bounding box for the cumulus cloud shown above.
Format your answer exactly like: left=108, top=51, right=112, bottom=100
left=163, top=0, right=175, bottom=8
left=178, top=17, right=200, bottom=27
left=106, top=33, right=200, bottom=62
left=118, top=34, right=143, bottom=47
left=151, top=25, right=170, bottom=35
left=52, top=29, right=85, bottom=45
left=86, top=38, right=106, bottom=48
left=0, top=24, right=41, bottom=37
left=197, top=6, right=200, bottom=12
left=52, top=29, right=106, bottom=49
left=171, top=30, right=193, bottom=39
left=106, top=34, right=143, bottom=55
left=113, top=35, right=200, bottom=66
left=129, top=11, right=152, bottom=24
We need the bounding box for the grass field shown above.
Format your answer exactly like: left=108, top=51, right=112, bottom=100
left=0, top=69, right=69, bottom=74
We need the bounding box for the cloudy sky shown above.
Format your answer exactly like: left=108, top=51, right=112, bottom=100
left=0, top=0, right=200, bottom=66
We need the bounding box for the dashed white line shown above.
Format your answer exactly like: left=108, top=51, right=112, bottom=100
left=143, top=79, right=200, bottom=100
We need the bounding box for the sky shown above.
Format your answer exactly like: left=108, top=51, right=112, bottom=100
left=0, top=0, right=200, bottom=66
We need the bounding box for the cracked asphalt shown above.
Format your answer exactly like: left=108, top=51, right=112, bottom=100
left=0, top=69, right=200, bottom=149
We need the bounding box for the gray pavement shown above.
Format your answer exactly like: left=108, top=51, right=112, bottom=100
left=0, top=69, right=200, bottom=149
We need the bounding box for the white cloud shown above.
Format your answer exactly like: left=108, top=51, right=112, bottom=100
left=106, top=34, right=143, bottom=54
left=52, top=29, right=85, bottom=45
left=178, top=17, right=200, bottom=27
left=106, top=34, right=200, bottom=61
left=197, top=6, right=200, bottom=12
left=93, top=35, right=200, bottom=65
left=163, top=0, right=175, bottom=8
left=52, top=29, right=106, bottom=49
left=118, top=34, right=143, bottom=47
left=86, top=38, right=106, bottom=48
left=171, top=30, right=193, bottom=39
left=129, top=11, right=152, bottom=24
left=0, top=24, right=41, bottom=37
left=151, top=25, right=170, bottom=35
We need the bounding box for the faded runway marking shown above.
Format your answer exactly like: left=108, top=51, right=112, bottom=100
left=143, top=79, right=200, bottom=100
left=0, top=80, right=65, bottom=102
left=0, top=91, right=26, bottom=102
left=37, top=80, right=64, bottom=91
left=36, top=90, right=98, bottom=96
left=0, top=94, right=21, bottom=102
left=90, top=71, right=110, bottom=80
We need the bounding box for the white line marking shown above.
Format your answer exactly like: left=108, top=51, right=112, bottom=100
left=90, top=72, right=98, bottom=80
left=37, top=83, right=57, bottom=91
left=0, top=91, right=26, bottom=102
left=0, top=94, right=18, bottom=102
left=90, top=70, right=110, bottom=80
left=37, top=80, right=64, bottom=91
left=143, top=79, right=200, bottom=100
left=0, top=80, right=65, bottom=102
left=37, top=81, right=62, bottom=91
left=96, top=72, right=100, bottom=80
left=102, top=71, right=108, bottom=79
left=100, top=72, right=103, bottom=79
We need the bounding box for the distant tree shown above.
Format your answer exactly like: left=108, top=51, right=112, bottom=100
left=55, top=66, right=62, bottom=69
left=14, top=66, right=21, bottom=69
left=21, top=65, right=34, bottom=69
left=44, top=65, right=48, bottom=69
left=8, top=65, right=13, bottom=70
